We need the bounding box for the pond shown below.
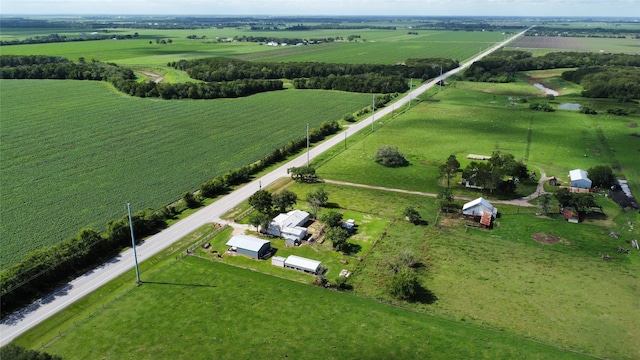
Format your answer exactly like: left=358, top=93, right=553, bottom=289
left=532, top=83, right=559, bottom=96
left=558, top=103, right=581, bottom=110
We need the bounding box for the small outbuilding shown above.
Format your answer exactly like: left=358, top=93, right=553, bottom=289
left=463, top=197, right=498, bottom=227
left=284, top=255, right=322, bottom=275
left=563, top=207, right=579, bottom=223
left=226, top=235, right=271, bottom=259
left=569, top=169, right=592, bottom=189
left=271, top=256, right=286, bottom=267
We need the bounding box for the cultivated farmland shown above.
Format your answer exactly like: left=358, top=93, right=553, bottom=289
left=0, top=79, right=371, bottom=267
left=508, top=35, right=640, bottom=54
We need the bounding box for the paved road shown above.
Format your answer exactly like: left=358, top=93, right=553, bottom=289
left=0, top=28, right=530, bottom=346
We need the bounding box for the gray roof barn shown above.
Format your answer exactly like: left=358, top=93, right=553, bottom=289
left=569, top=169, right=592, bottom=189
left=284, top=255, right=322, bottom=274
left=226, top=235, right=271, bottom=259
left=463, top=197, right=498, bottom=218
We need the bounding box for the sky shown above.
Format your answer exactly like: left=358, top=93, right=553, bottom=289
left=0, top=0, right=639, bottom=18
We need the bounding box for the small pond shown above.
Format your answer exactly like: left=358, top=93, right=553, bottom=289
left=558, top=103, right=581, bottom=110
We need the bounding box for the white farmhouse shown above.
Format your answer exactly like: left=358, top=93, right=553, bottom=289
left=266, top=210, right=310, bottom=241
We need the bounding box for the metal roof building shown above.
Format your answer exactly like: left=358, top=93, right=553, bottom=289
left=462, top=197, right=498, bottom=218
left=569, top=169, right=592, bottom=189
left=284, top=255, right=322, bottom=275
left=226, top=235, right=271, bottom=259
left=267, top=210, right=310, bottom=240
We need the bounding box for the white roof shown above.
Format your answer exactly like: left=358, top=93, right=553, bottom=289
left=273, top=210, right=309, bottom=228
left=463, top=197, right=498, bottom=217
left=226, top=235, right=270, bottom=252
left=285, top=255, right=321, bottom=272
left=282, top=226, right=306, bottom=237
left=569, top=169, right=590, bottom=181
left=463, top=197, right=493, bottom=211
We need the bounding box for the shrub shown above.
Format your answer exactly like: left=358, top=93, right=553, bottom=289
left=374, top=145, right=409, bottom=167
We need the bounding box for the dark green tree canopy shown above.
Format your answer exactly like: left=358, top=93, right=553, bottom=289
left=321, top=210, right=344, bottom=228
left=587, top=165, right=615, bottom=188
left=272, top=189, right=298, bottom=213
left=248, top=189, right=273, bottom=214
left=374, top=145, right=409, bottom=168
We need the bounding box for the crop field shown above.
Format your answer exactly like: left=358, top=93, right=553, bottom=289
left=0, top=79, right=371, bottom=268
left=314, top=79, right=640, bottom=196
left=18, top=254, right=593, bottom=360
left=0, top=27, right=507, bottom=69
left=508, top=35, right=640, bottom=54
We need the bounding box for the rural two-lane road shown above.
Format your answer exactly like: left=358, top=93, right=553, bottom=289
left=0, top=27, right=531, bottom=346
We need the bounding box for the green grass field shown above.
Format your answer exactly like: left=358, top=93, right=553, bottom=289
left=17, top=253, right=593, bottom=360
left=0, top=28, right=506, bottom=73
left=0, top=79, right=371, bottom=268
left=313, top=79, right=640, bottom=197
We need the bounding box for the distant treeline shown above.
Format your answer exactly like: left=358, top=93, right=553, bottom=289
left=409, top=21, right=518, bottom=32
left=525, top=27, right=640, bottom=38
left=175, top=57, right=458, bottom=93
left=0, top=119, right=342, bottom=318
left=461, top=50, right=640, bottom=100
left=282, top=24, right=396, bottom=31
left=0, top=32, right=139, bottom=46
left=222, top=35, right=340, bottom=44
left=0, top=55, right=283, bottom=99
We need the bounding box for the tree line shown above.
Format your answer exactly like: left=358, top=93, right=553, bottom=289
left=1, top=32, right=139, bottom=46
left=174, top=57, right=458, bottom=93
left=177, top=57, right=458, bottom=82
left=0, top=55, right=283, bottom=100
left=0, top=119, right=341, bottom=318
left=461, top=50, right=640, bottom=100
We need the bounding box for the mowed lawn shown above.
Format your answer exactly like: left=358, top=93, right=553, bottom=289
left=279, top=182, right=639, bottom=359
left=315, top=81, right=640, bottom=196
left=28, top=256, right=593, bottom=360
left=349, top=213, right=640, bottom=360
left=0, top=79, right=371, bottom=267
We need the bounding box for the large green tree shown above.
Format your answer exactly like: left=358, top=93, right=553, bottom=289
left=248, top=189, right=273, bottom=214
left=272, top=189, right=297, bottom=213
left=306, top=188, right=329, bottom=219
left=325, top=226, right=350, bottom=252
left=587, top=165, right=615, bottom=188
left=439, top=154, right=461, bottom=188
left=387, top=268, right=419, bottom=300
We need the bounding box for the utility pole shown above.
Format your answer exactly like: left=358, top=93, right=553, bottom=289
left=439, top=65, right=443, bottom=91
left=408, top=78, right=412, bottom=110
left=371, top=94, right=375, bottom=132
left=306, top=123, right=310, bottom=167
left=127, top=203, right=141, bottom=284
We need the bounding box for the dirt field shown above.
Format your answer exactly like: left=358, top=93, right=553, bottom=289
left=509, top=36, right=591, bottom=50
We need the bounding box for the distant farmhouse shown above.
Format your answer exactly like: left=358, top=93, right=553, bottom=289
left=569, top=169, right=592, bottom=190
left=266, top=210, right=310, bottom=245
left=226, top=235, right=271, bottom=259
left=462, top=197, right=498, bottom=228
